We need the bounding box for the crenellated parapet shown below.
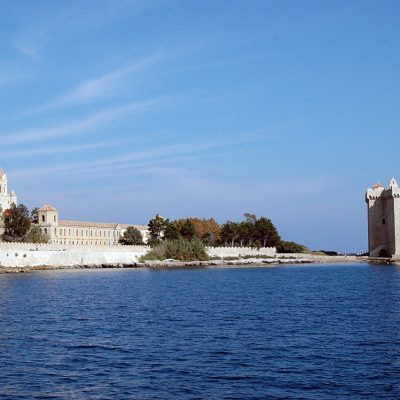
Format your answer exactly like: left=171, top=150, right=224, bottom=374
left=207, top=246, right=276, bottom=258
left=0, top=242, right=151, bottom=252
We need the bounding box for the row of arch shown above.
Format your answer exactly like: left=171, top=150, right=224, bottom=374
left=50, top=240, right=115, bottom=246
left=42, top=227, right=122, bottom=239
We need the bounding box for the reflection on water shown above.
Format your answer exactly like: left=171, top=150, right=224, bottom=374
left=0, top=264, right=399, bottom=399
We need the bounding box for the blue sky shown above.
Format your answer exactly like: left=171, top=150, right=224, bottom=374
left=1, top=0, right=399, bottom=252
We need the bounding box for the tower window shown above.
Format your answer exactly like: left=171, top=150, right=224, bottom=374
left=383, top=218, right=386, bottom=225
left=42, top=215, right=45, bottom=222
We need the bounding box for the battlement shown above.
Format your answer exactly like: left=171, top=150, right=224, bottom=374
left=0, top=242, right=151, bottom=252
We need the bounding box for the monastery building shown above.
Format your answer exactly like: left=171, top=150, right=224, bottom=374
left=0, top=167, right=148, bottom=245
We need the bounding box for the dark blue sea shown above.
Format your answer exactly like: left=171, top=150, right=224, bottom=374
left=0, top=264, right=399, bottom=399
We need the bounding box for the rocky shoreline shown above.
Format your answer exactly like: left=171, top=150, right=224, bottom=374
left=0, top=255, right=367, bottom=274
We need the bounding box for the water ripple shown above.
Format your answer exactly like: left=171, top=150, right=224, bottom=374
left=0, top=264, right=400, bottom=399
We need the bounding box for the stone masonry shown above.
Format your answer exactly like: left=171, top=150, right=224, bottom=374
left=365, top=178, right=400, bottom=258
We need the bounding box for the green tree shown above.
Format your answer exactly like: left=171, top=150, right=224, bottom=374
left=25, top=226, right=48, bottom=243
left=119, top=226, right=144, bottom=245
left=2, top=204, right=31, bottom=242
left=237, top=214, right=258, bottom=246
left=164, top=222, right=181, bottom=240
left=255, top=217, right=281, bottom=247
left=220, top=221, right=240, bottom=246
left=148, top=214, right=168, bottom=245
left=244, top=213, right=257, bottom=223
left=180, top=219, right=196, bottom=240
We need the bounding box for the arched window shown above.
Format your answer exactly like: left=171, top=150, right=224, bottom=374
left=44, top=228, right=48, bottom=235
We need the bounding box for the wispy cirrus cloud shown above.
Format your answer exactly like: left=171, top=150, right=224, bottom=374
left=12, top=27, right=46, bottom=61
left=1, top=97, right=167, bottom=145
left=9, top=143, right=202, bottom=177
left=8, top=130, right=272, bottom=179
left=26, top=54, right=164, bottom=116
left=0, top=138, right=140, bottom=160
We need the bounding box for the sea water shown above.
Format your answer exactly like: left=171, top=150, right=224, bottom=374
left=0, top=264, right=399, bottom=399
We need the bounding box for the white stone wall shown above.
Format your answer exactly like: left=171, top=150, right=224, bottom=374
left=0, top=243, right=151, bottom=267
left=0, top=243, right=276, bottom=267
left=207, top=246, right=276, bottom=258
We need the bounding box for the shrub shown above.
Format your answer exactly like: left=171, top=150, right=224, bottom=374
left=277, top=241, right=309, bottom=253
left=25, top=226, right=49, bottom=243
left=140, top=238, right=209, bottom=262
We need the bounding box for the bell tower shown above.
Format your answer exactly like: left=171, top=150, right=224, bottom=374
left=0, top=167, right=17, bottom=212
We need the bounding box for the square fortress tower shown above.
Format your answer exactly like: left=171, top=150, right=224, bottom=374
left=365, top=178, right=400, bottom=258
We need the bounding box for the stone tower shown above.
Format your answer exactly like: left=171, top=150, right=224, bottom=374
left=0, top=167, right=17, bottom=212
left=37, top=204, right=59, bottom=238
left=38, top=204, right=59, bottom=226
left=365, top=178, right=400, bottom=258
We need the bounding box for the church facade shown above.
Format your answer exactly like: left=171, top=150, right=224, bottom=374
left=0, top=167, right=148, bottom=245
left=0, top=168, right=17, bottom=212
left=365, top=178, right=400, bottom=258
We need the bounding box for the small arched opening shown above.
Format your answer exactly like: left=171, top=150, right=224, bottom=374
left=379, top=249, right=389, bottom=258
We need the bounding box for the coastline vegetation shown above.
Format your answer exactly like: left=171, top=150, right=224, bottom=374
left=141, top=212, right=308, bottom=261
left=1, top=204, right=309, bottom=256
left=139, top=238, right=208, bottom=262
left=277, top=241, right=309, bottom=254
